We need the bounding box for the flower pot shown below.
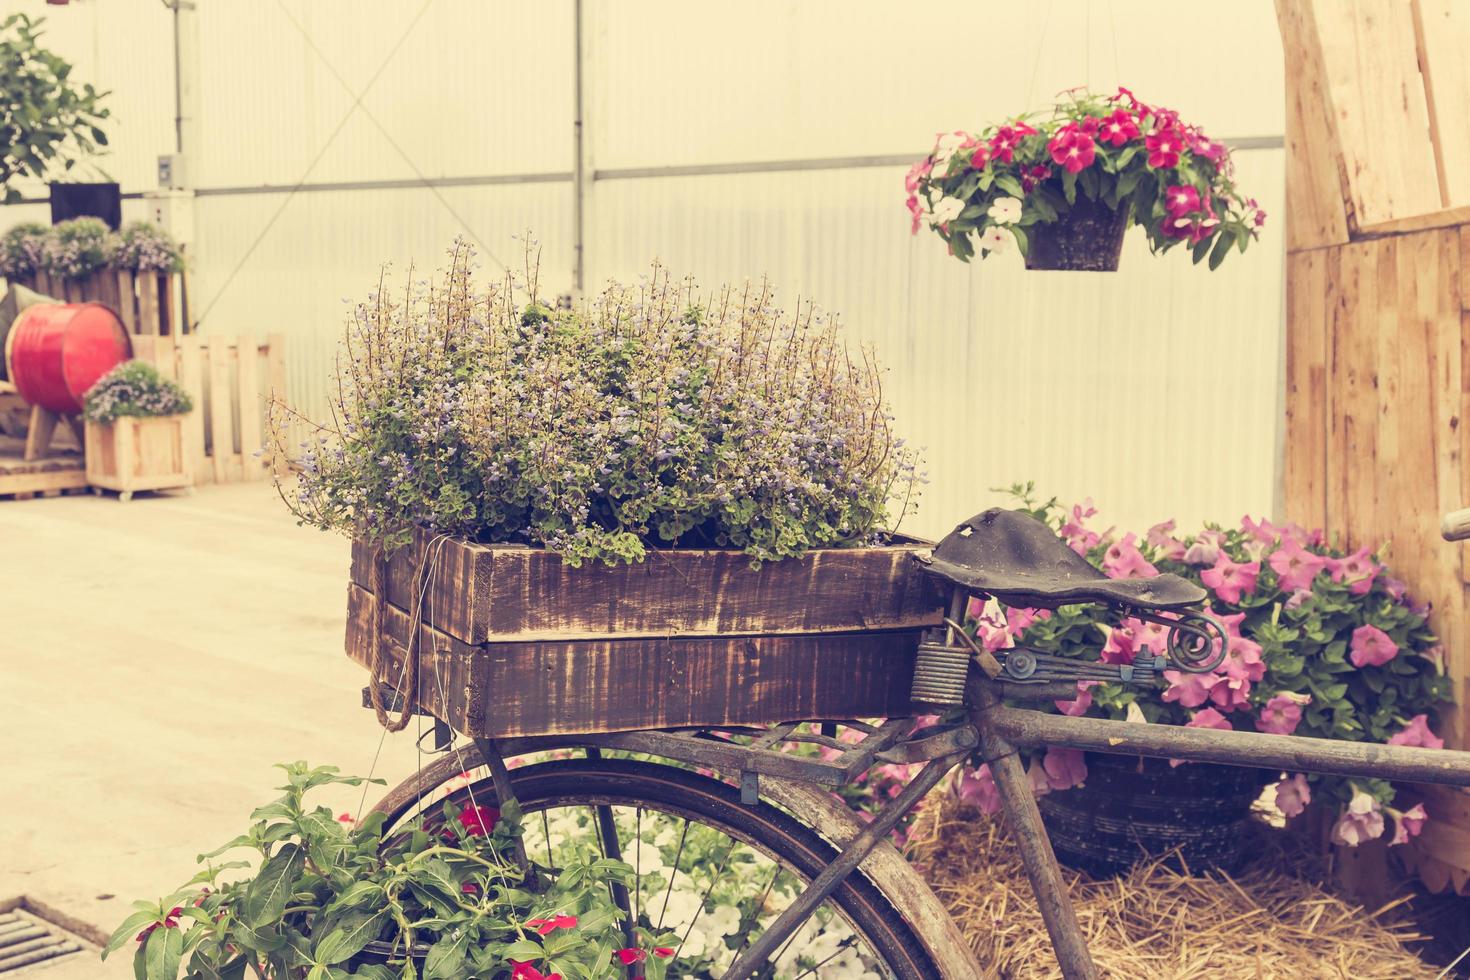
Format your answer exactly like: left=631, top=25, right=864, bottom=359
left=1024, top=195, right=1129, bottom=272
left=84, top=414, right=193, bottom=500
left=1036, top=752, right=1270, bottom=877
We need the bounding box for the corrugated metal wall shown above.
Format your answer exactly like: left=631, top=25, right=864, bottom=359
left=5, top=0, right=1286, bottom=538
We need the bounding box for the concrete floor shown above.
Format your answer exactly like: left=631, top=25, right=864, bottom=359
left=0, top=483, right=430, bottom=976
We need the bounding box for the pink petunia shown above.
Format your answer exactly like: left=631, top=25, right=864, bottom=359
left=1042, top=748, right=1088, bottom=791
left=1182, top=530, right=1224, bottom=566
left=1055, top=680, right=1097, bottom=717
left=957, top=764, right=1001, bottom=814
left=1006, top=605, right=1049, bottom=637
left=1101, top=624, right=1138, bottom=665
left=1103, top=532, right=1159, bottom=580
left=1187, top=707, right=1232, bottom=731
left=1060, top=499, right=1102, bottom=556
left=1275, top=774, right=1312, bottom=818
left=1349, top=624, right=1398, bottom=668
left=1268, top=536, right=1328, bottom=594
left=1161, top=669, right=1218, bottom=708
left=1332, top=789, right=1385, bottom=846
left=1164, top=185, right=1201, bottom=216
left=1257, top=692, right=1311, bottom=735
left=1200, top=554, right=1260, bottom=604
left=1327, top=546, right=1379, bottom=595
left=1146, top=519, right=1187, bottom=560
left=1391, top=803, right=1428, bottom=845
left=1387, top=714, right=1444, bottom=749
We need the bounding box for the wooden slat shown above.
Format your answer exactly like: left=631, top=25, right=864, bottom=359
left=114, top=270, right=136, bottom=333
left=137, top=273, right=159, bottom=336
left=177, top=333, right=207, bottom=484
left=206, top=338, right=233, bottom=483
left=1413, top=0, right=1470, bottom=208
left=350, top=530, right=944, bottom=645
left=1308, top=0, right=1442, bottom=230
left=160, top=274, right=177, bottom=335
left=265, top=333, right=287, bottom=475
left=1282, top=249, right=1330, bottom=528
left=346, top=584, right=921, bottom=739
left=1276, top=0, right=1351, bottom=251
left=236, top=333, right=263, bottom=480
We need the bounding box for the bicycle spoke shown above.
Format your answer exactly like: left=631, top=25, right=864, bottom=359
left=676, top=838, right=735, bottom=960
left=655, top=818, right=692, bottom=934
left=541, top=808, right=553, bottom=868
left=634, top=806, right=643, bottom=928
left=731, top=862, right=785, bottom=962
left=791, top=935, right=858, bottom=979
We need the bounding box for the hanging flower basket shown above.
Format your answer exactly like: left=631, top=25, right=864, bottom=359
left=905, top=88, right=1267, bottom=272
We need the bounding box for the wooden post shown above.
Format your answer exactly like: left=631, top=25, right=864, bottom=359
left=236, top=333, right=263, bottom=479
left=114, top=269, right=136, bottom=333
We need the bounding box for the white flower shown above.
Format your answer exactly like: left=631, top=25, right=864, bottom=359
left=680, top=925, right=709, bottom=958
left=931, top=131, right=966, bottom=174
left=627, top=838, right=665, bottom=874
left=929, top=196, right=965, bottom=225
left=655, top=887, right=705, bottom=930
left=704, top=903, right=742, bottom=939
left=986, top=196, right=1023, bottom=225
left=979, top=227, right=1011, bottom=254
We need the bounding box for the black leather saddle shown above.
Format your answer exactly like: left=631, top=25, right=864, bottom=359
left=914, top=507, right=1206, bottom=611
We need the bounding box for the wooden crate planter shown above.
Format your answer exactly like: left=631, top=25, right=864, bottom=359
left=346, top=529, right=945, bottom=738
left=84, top=415, right=192, bottom=500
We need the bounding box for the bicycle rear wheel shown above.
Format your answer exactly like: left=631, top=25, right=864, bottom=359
left=375, top=754, right=942, bottom=979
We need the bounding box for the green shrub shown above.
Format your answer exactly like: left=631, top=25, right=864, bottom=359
left=83, top=359, right=192, bottom=423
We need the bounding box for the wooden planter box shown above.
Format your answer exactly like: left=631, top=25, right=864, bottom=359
left=346, top=529, right=945, bottom=738
left=84, top=415, right=193, bottom=500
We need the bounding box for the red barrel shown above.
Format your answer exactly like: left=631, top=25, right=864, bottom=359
left=5, top=303, right=131, bottom=414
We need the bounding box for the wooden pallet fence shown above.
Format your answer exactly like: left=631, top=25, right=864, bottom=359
left=130, top=333, right=286, bottom=484
left=12, top=269, right=184, bottom=336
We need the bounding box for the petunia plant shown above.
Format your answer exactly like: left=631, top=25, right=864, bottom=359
left=905, top=87, right=1266, bottom=267
left=102, top=762, right=673, bottom=980
left=954, top=485, right=1449, bottom=851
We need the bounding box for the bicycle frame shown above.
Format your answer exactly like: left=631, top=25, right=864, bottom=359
left=371, top=575, right=1470, bottom=980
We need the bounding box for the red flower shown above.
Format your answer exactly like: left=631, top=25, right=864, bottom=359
left=969, top=145, right=990, bottom=170
left=1047, top=126, right=1096, bottom=174
left=1020, top=164, right=1051, bottom=192
left=654, top=948, right=675, bottom=958
left=1189, top=131, right=1226, bottom=163
left=1079, top=115, right=1101, bottom=135
left=1164, top=185, right=1201, bottom=216
left=614, top=948, right=648, bottom=965
left=1098, top=110, right=1139, bottom=147
left=510, top=962, right=561, bottom=980
left=461, top=882, right=479, bottom=895
left=988, top=122, right=1036, bottom=164
left=1112, top=86, right=1149, bottom=117
left=136, top=908, right=184, bottom=943
left=455, top=804, right=500, bottom=837
left=527, top=914, right=577, bottom=936
left=1145, top=129, right=1182, bottom=169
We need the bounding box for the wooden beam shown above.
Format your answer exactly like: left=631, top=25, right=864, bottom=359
left=1277, top=0, right=1351, bottom=251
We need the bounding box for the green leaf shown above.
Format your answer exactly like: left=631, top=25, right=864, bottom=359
left=314, top=909, right=388, bottom=965
left=144, top=925, right=183, bottom=980
left=242, top=843, right=304, bottom=928
left=1191, top=236, right=1212, bottom=265
left=1207, top=232, right=1232, bottom=270
left=994, top=174, right=1024, bottom=198
left=423, top=930, right=473, bottom=980
left=1010, top=225, right=1029, bottom=257
left=104, top=910, right=162, bottom=959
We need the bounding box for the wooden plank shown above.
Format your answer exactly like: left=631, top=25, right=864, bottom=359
left=206, top=338, right=233, bottom=483
left=236, top=333, right=263, bottom=479
left=0, top=466, right=86, bottom=496
left=176, top=334, right=207, bottom=484
left=265, top=333, right=287, bottom=475
left=114, top=269, right=136, bottom=333
left=137, top=273, right=159, bottom=336
left=1282, top=249, right=1330, bottom=528
left=350, top=530, right=945, bottom=645
left=1413, top=0, right=1470, bottom=208
left=346, top=584, right=921, bottom=739
left=1276, top=0, right=1351, bottom=251
left=160, top=274, right=176, bottom=336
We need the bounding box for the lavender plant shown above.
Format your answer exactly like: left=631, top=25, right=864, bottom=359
left=275, top=241, right=922, bottom=565
left=83, top=360, right=193, bottom=423
left=40, top=215, right=111, bottom=279
left=0, top=221, right=47, bottom=279
left=111, top=220, right=183, bottom=273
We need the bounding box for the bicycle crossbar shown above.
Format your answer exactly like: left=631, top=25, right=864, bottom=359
left=990, top=705, right=1470, bottom=786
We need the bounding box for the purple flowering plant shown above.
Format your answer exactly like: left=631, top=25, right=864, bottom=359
left=82, top=360, right=193, bottom=423
left=956, top=483, right=1449, bottom=850
left=110, top=221, right=183, bottom=273
left=39, top=215, right=111, bottom=279
left=0, top=221, right=47, bottom=278
left=275, top=240, right=922, bottom=566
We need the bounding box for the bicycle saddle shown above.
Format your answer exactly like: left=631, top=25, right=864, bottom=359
left=913, top=507, right=1207, bottom=611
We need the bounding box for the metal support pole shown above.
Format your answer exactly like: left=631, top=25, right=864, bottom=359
left=584, top=748, right=638, bottom=953
left=970, top=680, right=1098, bottom=980
left=571, top=0, right=588, bottom=299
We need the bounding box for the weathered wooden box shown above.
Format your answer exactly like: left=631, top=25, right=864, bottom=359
left=346, top=529, right=944, bottom=737
left=84, top=415, right=193, bottom=500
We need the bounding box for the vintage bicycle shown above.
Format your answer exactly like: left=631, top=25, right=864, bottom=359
left=358, top=507, right=1470, bottom=979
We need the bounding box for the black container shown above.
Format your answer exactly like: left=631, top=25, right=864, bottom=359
left=49, top=181, right=122, bottom=230
left=1036, top=752, right=1271, bottom=877
left=1024, top=194, right=1129, bottom=271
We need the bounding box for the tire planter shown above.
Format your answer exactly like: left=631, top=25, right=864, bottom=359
left=1024, top=195, right=1129, bottom=272
left=1036, top=752, right=1270, bottom=877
